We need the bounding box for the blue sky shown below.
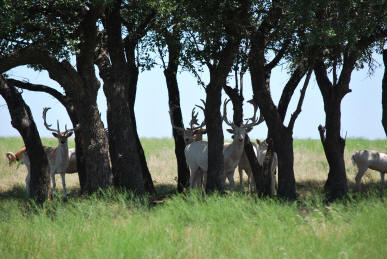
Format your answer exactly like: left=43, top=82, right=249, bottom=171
left=0, top=54, right=385, bottom=140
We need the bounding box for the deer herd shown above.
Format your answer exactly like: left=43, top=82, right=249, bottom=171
left=5, top=101, right=387, bottom=198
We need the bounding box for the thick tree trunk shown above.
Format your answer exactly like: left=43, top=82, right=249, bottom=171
left=103, top=77, right=145, bottom=195
left=205, top=83, right=225, bottom=193
left=382, top=49, right=387, bottom=137
left=318, top=97, right=348, bottom=201
left=74, top=99, right=112, bottom=194
left=164, top=68, right=190, bottom=192
left=314, top=59, right=350, bottom=201
left=274, top=129, right=296, bottom=199
left=0, top=76, right=50, bottom=203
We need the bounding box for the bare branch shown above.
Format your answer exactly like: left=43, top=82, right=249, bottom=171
left=264, top=39, right=290, bottom=72
left=288, top=68, right=312, bottom=130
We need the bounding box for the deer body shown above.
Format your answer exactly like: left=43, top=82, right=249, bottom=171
left=41, top=107, right=78, bottom=199
left=6, top=146, right=78, bottom=196
left=185, top=99, right=263, bottom=189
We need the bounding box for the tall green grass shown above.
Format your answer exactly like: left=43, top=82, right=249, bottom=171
left=0, top=137, right=386, bottom=258
left=0, top=190, right=386, bottom=258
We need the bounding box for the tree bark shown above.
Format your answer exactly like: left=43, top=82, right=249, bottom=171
left=314, top=60, right=349, bottom=201
left=205, top=81, right=225, bottom=193
left=382, top=49, right=387, bottom=137
left=101, top=2, right=157, bottom=195
left=0, top=76, right=50, bottom=203
left=164, top=67, right=190, bottom=192
left=248, top=30, right=297, bottom=200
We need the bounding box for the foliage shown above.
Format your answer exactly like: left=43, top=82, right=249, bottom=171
left=0, top=0, right=91, bottom=61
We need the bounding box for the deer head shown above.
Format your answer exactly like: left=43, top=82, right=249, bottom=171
left=223, top=99, right=264, bottom=143
left=170, top=100, right=206, bottom=145
left=42, top=107, right=79, bottom=145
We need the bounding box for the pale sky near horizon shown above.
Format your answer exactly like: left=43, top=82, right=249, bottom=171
left=0, top=54, right=386, bottom=141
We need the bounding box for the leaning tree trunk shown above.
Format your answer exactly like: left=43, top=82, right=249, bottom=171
left=248, top=30, right=297, bottom=200
left=0, top=76, right=50, bottom=203
left=382, top=49, right=387, bottom=137
left=164, top=67, right=190, bottom=192
left=127, top=64, right=156, bottom=195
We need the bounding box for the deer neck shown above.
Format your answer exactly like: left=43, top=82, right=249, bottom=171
left=225, top=138, right=245, bottom=162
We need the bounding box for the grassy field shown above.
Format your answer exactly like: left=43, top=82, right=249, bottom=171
left=0, top=137, right=386, bottom=258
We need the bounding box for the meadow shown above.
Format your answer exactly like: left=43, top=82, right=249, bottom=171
left=0, top=137, right=386, bottom=258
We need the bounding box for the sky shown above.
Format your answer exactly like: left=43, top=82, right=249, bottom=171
left=0, top=54, right=386, bottom=141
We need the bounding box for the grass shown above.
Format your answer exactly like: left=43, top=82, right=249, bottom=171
left=0, top=137, right=386, bottom=258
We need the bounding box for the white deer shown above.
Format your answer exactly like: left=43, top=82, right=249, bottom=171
left=6, top=146, right=77, bottom=195
left=351, top=150, right=387, bottom=191
left=185, top=99, right=263, bottom=189
left=42, top=107, right=79, bottom=199
left=171, top=103, right=207, bottom=145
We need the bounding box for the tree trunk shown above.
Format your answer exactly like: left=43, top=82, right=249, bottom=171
left=103, top=76, right=145, bottom=195
left=244, top=134, right=264, bottom=194
left=74, top=99, right=112, bottom=194
left=0, top=76, right=50, bottom=203
left=205, top=83, right=225, bottom=193
left=127, top=67, right=156, bottom=195
left=164, top=68, right=190, bottom=192
left=318, top=96, right=348, bottom=201
left=248, top=31, right=297, bottom=200
left=273, top=128, right=296, bottom=199
left=382, top=49, right=387, bottom=137
left=314, top=59, right=349, bottom=201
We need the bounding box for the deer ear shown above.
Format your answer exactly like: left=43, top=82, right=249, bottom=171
left=52, top=133, right=58, bottom=138
left=246, top=126, right=253, bottom=133
left=226, top=129, right=234, bottom=134
left=66, top=131, right=73, bottom=138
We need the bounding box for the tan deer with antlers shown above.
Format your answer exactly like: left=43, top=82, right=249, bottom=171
left=42, top=107, right=79, bottom=199
left=185, top=99, right=263, bottom=189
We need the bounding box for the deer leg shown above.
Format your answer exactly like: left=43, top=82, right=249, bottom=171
left=25, top=169, right=30, bottom=195
left=51, top=170, right=56, bottom=196
left=381, top=172, right=385, bottom=189
left=355, top=167, right=367, bottom=192
left=61, top=173, right=67, bottom=199
left=238, top=168, right=244, bottom=191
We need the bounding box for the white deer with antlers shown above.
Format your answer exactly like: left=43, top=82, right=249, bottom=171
left=185, top=99, right=263, bottom=189
left=171, top=102, right=207, bottom=145
left=42, top=107, right=79, bottom=199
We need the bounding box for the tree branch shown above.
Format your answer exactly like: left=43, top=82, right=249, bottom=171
left=313, top=58, right=332, bottom=101
left=288, top=68, right=312, bottom=130
left=277, top=60, right=309, bottom=122
left=0, top=47, right=81, bottom=90
left=6, top=78, right=67, bottom=106
left=264, top=39, right=290, bottom=72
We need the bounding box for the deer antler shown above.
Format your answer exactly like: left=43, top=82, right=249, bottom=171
left=42, top=107, right=60, bottom=134
left=64, top=123, right=80, bottom=135
left=192, top=99, right=206, bottom=130
left=243, top=101, right=264, bottom=128
left=222, top=99, right=235, bottom=128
